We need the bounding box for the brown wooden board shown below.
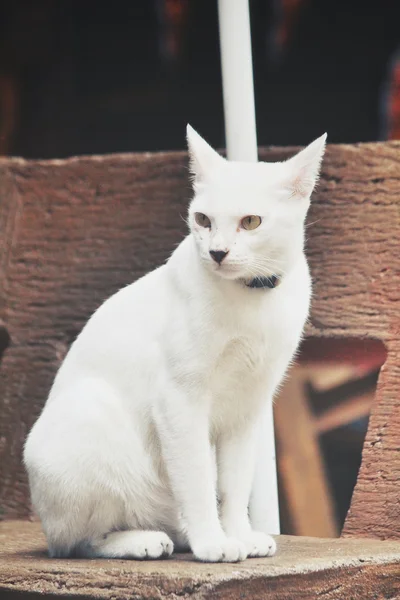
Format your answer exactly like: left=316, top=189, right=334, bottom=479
left=0, top=521, right=399, bottom=600
left=274, top=370, right=338, bottom=538
left=0, top=143, right=399, bottom=539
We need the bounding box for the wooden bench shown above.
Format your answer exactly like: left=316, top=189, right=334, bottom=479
left=0, top=142, right=399, bottom=598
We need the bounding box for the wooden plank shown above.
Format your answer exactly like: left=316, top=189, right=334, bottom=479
left=0, top=521, right=399, bottom=600
left=299, top=338, right=387, bottom=372
left=314, top=391, right=375, bottom=434
left=274, top=370, right=338, bottom=537
left=0, top=142, right=399, bottom=539
left=302, top=364, right=358, bottom=391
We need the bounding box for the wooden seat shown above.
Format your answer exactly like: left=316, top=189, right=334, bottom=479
left=0, top=520, right=399, bottom=599
left=0, top=142, right=399, bottom=598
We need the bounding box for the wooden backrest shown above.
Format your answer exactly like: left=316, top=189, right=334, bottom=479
left=0, top=143, right=399, bottom=538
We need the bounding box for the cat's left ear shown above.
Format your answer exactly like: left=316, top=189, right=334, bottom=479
left=285, top=133, right=327, bottom=199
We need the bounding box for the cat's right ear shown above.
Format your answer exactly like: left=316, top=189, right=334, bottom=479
left=186, top=125, right=224, bottom=186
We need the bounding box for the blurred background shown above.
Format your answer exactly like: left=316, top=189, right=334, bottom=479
left=0, top=0, right=396, bottom=536
left=0, top=0, right=399, bottom=159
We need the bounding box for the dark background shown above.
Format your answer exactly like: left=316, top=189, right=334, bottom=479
left=0, top=0, right=399, bottom=159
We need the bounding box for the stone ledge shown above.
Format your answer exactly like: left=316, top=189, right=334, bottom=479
left=0, top=521, right=399, bottom=599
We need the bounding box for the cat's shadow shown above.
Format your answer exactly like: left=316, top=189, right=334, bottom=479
left=12, top=549, right=49, bottom=559
left=10, top=548, right=193, bottom=562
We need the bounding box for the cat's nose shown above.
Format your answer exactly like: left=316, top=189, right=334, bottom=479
left=209, top=250, right=229, bottom=264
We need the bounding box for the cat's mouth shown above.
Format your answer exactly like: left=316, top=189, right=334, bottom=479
left=201, top=253, right=250, bottom=280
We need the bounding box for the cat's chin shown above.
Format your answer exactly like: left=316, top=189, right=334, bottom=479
left=210, top=264, right=246, bottom=281
left=216, top=271, right=242, bottom=281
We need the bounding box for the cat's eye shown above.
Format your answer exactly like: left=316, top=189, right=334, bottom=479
left=240, top=215, right=262, bottom=230
left=195, top=212, right=211, bottom=228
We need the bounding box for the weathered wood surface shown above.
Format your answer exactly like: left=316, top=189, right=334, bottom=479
left=274, top=369, right=338, bottom=537
left=1, top=521, right=399, bottom=600
left=0, top=143, right=399, bottom=539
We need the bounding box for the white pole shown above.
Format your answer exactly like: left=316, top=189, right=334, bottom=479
left=217, top=0, right=280, bottom=535
left=217, top=0, right=258, bottom=162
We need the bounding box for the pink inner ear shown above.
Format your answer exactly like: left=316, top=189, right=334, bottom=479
left=289, top=167, right=316, bottom=199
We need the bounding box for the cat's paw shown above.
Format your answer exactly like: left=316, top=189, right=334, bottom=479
left=126, top=531, right=174, bottom=559
left=193, top=536, right=247, bottom=562
left=241, top=531, right=276, bottom=558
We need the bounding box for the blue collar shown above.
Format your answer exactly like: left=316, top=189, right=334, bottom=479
left=246, top=275, right=279, bottom=289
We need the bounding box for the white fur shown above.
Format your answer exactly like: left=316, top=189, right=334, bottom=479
left=24, top=126, right=326, bottom=562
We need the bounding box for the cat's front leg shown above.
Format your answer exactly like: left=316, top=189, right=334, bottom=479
left=154, top=386, right=247, bottom=562
left=217, top=423, right=277, bottom=558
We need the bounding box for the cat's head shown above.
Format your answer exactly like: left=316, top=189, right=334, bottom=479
left=187, top=125, right=326, bottom=282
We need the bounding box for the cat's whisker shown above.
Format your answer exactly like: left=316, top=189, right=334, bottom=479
left=254, top=255, right=286, bottom=265
left=250, top=258, right=289, bottom=277
left=252, top=263, right=287, bottom=275
left=179, top=213, right=190, bottom=226
left=305, top=218, right=321, bottom=229
left=254, top=259, right=287, bottom=271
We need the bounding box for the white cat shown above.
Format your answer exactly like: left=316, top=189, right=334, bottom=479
left=24, top=126, right=326, bottom=562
